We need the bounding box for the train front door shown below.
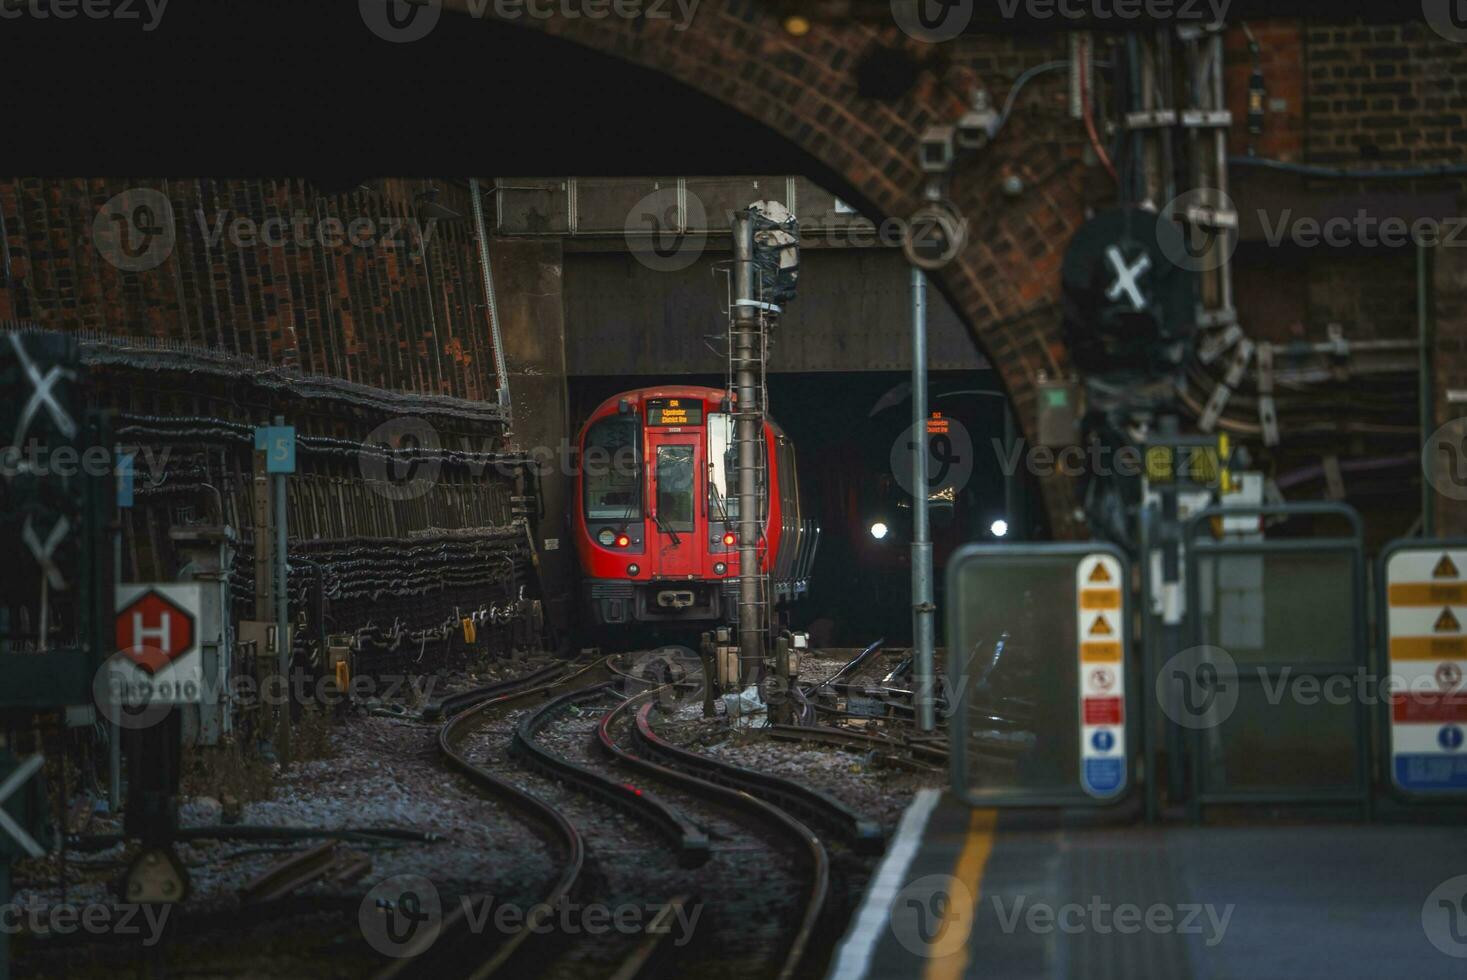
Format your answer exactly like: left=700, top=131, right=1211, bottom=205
left=647, top=432, right=701, bottom=580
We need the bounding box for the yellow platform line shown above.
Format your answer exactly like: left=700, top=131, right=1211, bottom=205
left=923, top=807, right=998, bottom=980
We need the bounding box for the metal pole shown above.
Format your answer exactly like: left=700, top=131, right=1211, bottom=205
left=1419, top=241, right=1435, bottom=537
left=1, top=859, right=10, bottom=980
left=273, top=415, right=291, bottom=765
left=111, top=504, right=123, bottom=814
left=911, top=266, right=936, bottom=733
left=732, top=213, right=763, bottom=689
left=1158, top=414, right=1185, bottom=810
left=111, top=451, right=124, bottom=809
left=470, top=177, right=511, bottom=412
left=1002, top=400, right=1017, bottom=539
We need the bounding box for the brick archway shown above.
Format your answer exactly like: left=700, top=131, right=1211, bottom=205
left=454, top=3, right=1098, bottom=535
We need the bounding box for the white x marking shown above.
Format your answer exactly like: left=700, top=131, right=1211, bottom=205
left=22, top=515, right=71, bottom=591
left=0, top=754, right=46, bottom=859
left=9, top=333, right=77, bottom=448
left=1104, top=246, right=1151, bottom=312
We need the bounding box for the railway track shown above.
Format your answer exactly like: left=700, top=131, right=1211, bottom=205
left=512, top=682, right=711, bottom=867
left=370, top=651, right=909, bottom=980
left=765, top=723, right=950, bottom=769
left=373, top=659, right=611, bottom=980
left=595, top=686, right=831, bottom=980
left=630, top=703, right=886, bottom=855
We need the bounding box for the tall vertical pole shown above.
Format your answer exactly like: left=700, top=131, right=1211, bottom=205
left=111, top=481, right=123, bottom=814
left=1158, top=413, right=1185, bottom=811
left=470, top=177, right=511, bottom=412
left=911, top=267, right=936, bottom=732
left=273, top=414, right=292, bottom=765
left=732, top=213, right=764, bottom=689
left=1419, top=241, right=1435, bottom=537
left=1, top=859, right=10, bottom=980
left=251, top=442, right=275, bottom=754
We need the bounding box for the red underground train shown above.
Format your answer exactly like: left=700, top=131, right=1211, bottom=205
left=574, top=385, right=818, bottom=629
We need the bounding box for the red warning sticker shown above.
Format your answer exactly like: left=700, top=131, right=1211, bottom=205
left=1391, top=692, right=1467, bottom=724
left=1083, top=697, right=1124, bottom=725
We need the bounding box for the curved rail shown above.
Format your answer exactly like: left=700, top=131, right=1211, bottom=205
left=512, top=682, right=710, bottom=867
left=598, top=690, right=829, bottom=980
left=425, top=661, right=568, bottom=721
left=632, top=703, right=886, bottom=854
left=374, top=661, right=607, bottom=980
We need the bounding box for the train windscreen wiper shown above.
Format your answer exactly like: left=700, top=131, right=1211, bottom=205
left=651, top=509, right=681, bottom=546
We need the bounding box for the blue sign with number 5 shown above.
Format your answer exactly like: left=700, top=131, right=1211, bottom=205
left=254, top=425, right=296, bottom=474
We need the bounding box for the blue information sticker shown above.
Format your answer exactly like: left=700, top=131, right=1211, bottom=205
left=116, top=451, right=135, bottom=508
left=1083, top=758, right=1124, bottom=797
left=1396, top=754, right=1467, bottom=791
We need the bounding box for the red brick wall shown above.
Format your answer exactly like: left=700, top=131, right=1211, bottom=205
left=1305, top=20, right=1466, bottom=534
left=1226, top=21, right=1306, bottom=161
left=0, top=177, right=504, bottom=402
left=1304, top=21, right=1466, bottom=171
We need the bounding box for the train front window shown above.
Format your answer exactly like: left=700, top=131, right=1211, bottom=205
left=583, top=416, right=641, bottom=520
left=655, top=445, right=695, bottom=532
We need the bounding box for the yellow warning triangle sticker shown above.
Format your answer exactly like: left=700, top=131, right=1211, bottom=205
left=1434, top=554, right=1460, bottom=580
left=1088, top=563, right=1112, bottom=584
left=1089, top=614, right=1115, bottom=636
left=1435, top=607, right=1461, bottom=633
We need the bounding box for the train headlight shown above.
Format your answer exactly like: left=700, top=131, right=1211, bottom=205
left=627, top=563, right=640, bottom=575
left=990, top=519, right=1009, bottom=538
left=722, top=531, right=736, bottom=546
left=714, top=562, right=727, bottom=576
left=616, top=534, right=631, bottom=548
left=597, top=528, right=616, bottom=546
left=870, top=521, right=889, bottom=540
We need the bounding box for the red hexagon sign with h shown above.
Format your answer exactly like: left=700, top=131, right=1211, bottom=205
left=115, top=590, right=196, bottom=675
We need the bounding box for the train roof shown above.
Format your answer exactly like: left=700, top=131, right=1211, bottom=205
left=585, top=385, right=728, bottom=421
left=583, top=385, right=787, bottom=437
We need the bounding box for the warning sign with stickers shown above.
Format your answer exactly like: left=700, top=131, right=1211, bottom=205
left=1385, top=545, right=1467, bottom=793
left=1078, top=553, right=1126, bottom=798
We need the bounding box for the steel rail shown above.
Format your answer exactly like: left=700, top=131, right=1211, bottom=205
left=598, top=690, right=829, bottom=980
left=427, top=661, right=569, bottom=720
left=511, top=682, right=710, bottom=867
left=605, top=892, right=696, bottom=980
left=373, top=659, right=610, bottom=980
left=632, top=702, right=885, bottom=853
left=765, top=723, right=949, bottom=767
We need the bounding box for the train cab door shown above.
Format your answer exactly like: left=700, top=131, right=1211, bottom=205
left=646, top=431, right=701, bottom=580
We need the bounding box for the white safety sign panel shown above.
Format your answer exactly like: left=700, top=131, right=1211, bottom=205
left=1078, top=554, right=1126, bottom=798
left=108, top=583, right=205, bottom=706
left=1386, top=548, right=1467, bottom=792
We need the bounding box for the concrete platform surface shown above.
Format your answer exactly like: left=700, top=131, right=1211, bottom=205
left=828, top=789, right=1467, bottom=980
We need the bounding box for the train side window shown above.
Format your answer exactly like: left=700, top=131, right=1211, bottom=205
left=708, top=412, right=767, bottom=522
left=583, top=416, right=642, bottom=520
left=707, top=412, right=736, bottom=521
